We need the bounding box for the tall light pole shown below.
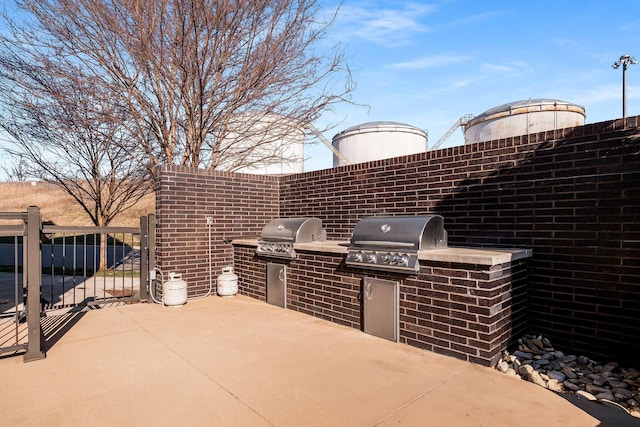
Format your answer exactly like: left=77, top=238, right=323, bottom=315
left=612, top=54, right=637, bottom=119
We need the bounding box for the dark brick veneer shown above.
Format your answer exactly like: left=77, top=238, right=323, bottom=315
left=156, top=115, right=640, bottom=366
left=233, top=245, right=528, bottom=366
left=155, top=167, right=279, bottom=297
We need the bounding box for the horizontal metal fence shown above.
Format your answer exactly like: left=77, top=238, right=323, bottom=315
left=40, top=226, right=141, bottom=309
left=0, top=208, right=153, bottom=362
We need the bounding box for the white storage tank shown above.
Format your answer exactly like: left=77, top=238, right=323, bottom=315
left=215, top=113, right=305, bottom=175
left=163, top=273, right=188, bottom=307
left=332, top=121, right=428, bottom=167
left=217, top=266, right=238, bottom=297
left=464, top=99, right=585, bottom=145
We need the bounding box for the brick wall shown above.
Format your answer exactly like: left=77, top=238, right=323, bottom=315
left=231, top=246, right=527, bottom=366
left=232, top=246, right=362, bottom=328
left=232, top=245, right=269, bottom=301
left=156, top=116, right=640, bottom=366
left=155, top=166, right=279, bottom=297
left=400, top=260, right=528, bottom=366
left=276, top=117, right=640, bottom=365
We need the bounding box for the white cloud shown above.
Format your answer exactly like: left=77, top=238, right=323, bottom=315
left=567, top=83, right=640, bottom=123
left=573, top=83, right=634, bottom=105
left=436, top=10, right=504, bottom=29
left=333, top=2, right=436, bottom=47
left=620, top=19, right=640, bottom=31
left=388, top=53, right=473, bottom=70
left=479, top=62, right=523, bottom=74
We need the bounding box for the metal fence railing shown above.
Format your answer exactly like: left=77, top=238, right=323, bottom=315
left=0, top=208, right=154, bottom=362
left=40, top=226, right=141, bottom=309
left=0, top=208, right=44, bottom=361
left=0, top=223, right=27, bottom=358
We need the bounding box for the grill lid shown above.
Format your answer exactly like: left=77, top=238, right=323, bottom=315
left=346, top=215, right=447, bottom=274
left=257, top=217, right=326, bottom=259
left=349, top=215, right=447, bottom=251
left=259, top=217, right=326, bottom=242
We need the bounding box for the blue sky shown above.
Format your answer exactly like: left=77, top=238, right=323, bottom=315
left=304, top=0, right=640, bottom=171
left=1, top=1, right=639, bottom=178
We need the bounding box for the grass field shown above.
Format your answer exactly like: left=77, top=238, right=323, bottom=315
left=0, top=181, right=155, bottom=227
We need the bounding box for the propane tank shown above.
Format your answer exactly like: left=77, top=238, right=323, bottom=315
left=163, top=273, right=188, bottom=306
left=217, top=266, right=238, bottom=297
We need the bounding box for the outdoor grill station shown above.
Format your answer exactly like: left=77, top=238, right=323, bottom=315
left=256, top=217, right=326, bottom=308
left=345, top=215, right=448, bottom=274
left=229, top=213, right=532, bottom=366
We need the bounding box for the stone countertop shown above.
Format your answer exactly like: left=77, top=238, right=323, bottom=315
left=229, top=239, right=349, bottom=255
left=417, top=247, right=532, bottom=265
left=230, top=239, right=532, bottom=266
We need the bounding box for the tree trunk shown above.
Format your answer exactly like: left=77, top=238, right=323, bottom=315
left=99, top=232, right=107, bottom=271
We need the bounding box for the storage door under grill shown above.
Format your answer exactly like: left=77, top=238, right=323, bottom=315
left=362, top=277, right=399, bottom=342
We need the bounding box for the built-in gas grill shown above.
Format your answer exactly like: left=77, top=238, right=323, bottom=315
left=345, top=215, right=447, bottom=274
left=256, top=217, right=326, bottom=259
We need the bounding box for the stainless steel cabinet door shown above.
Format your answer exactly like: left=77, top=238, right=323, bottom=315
left=363, top=277, right=399, bottom=342
left=266, top=263, right=286, bottom=308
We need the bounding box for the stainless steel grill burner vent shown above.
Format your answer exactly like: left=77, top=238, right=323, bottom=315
left=345, top=215, right=447, bottom=274
left=257, top=217, right=326, bottom=259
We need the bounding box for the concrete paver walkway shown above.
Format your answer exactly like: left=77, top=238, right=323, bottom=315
left=0, top=295, right=635, bottom=426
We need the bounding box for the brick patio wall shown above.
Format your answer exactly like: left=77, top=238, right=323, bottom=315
left=232, top=246, right=362, bottom=328
left=155, top=167, right=279, bottom=297
left=231, top=246, right=528, bottom=366
left=156, top=115, right=640, bottom=366
left=400, top=259, right=528, bottom=366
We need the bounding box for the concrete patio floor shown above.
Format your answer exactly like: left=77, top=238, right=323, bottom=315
left=0, top=295, right=637, bottom=427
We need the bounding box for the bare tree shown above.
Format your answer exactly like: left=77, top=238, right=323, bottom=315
left=0, top=156, right=28, bottom=181
left=0, top=0, right=353, bottom=177
left=0, top=75, right=151, bottom=229
left=0, top=75, right=151, bottom=269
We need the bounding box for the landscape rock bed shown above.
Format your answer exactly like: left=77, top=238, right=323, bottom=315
left=497, top=334, right=640, bottom=418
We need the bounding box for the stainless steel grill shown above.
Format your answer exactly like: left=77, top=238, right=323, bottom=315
left=345, top=215, right=447, bottom=274
left=256, top=217, right=326, bottom=259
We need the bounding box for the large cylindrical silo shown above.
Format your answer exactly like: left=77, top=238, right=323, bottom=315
left=464, top=99, right=586, bottom=145
left=216, top=113, right=305, bottom=175
left=332, top=121, right=428, bottom=167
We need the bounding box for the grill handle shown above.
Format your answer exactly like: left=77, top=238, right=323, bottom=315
left=352, top=241, right=415, bottom=248
left=364, top=282, right=373, bottom=300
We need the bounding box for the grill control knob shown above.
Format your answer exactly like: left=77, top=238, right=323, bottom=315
left=349, top=252, right=363, bottom=262
left=381, top=254, right=390, bottom=264
left=366, top=253, right=376, bottom=263
left=398, top=255, right=409, bottom=266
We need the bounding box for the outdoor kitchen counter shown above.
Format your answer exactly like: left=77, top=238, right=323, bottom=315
left=230, top=239, right=532, bottom=266
left=230, top=239, right=349, bottom=255
left=230, top=237, right=532, bottom=366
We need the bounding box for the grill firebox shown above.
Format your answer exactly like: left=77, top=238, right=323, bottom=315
left=256, top=217, right=326, bottom=259
left=345, top=215, right=447, bottom=274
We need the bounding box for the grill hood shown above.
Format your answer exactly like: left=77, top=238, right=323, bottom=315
left=257, top=217, right=326, bottom=259
left=260, top=217, right=326, bottom=243
left=346, top=215, right=447, bottom=274
left=349, top=215, right=447, bottom=251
